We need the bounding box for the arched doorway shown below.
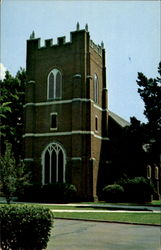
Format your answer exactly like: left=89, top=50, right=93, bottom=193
left=42, top=142, right=66, bottom=185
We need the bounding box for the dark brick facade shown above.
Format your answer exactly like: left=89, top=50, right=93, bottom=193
left=23, top=26, right=109, bottom=201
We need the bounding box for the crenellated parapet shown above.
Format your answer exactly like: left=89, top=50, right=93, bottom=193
left=27, top=24, right=103, bottom=57
left=27, top=35, right=70, bottom=49
left=89, top=39, right=103, bottom=56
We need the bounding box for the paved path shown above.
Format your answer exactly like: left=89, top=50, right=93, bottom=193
left=52, top=209, right=160, bottom=213
left=47, top=219, right=161, bottom=250
left=54, top=203, right=161, bottom=212
left=6, top=200, right=160, bottom=212
left=51, top=202, right=161, bottom=213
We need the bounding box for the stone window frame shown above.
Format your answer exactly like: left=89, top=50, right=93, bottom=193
left=95, top=115, right=98, bottom=132
left=42, top=142, right=66, bottom=185
left=155, top=166, right=159, bottom=180
left=50, top=112, right=58, bottom=131
left=147, top=165, right=151, bottom=179
left=93, top=73, right=99, bottom=104
left=47, top=68, right=62, bottom=100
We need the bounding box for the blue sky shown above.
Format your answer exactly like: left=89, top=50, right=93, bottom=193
left=1, top=0, right=160, bottom=122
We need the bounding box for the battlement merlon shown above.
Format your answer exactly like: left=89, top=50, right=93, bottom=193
left=27, top=29, right=104, bottom=57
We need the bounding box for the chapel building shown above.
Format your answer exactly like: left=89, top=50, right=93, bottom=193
left=24, top=24, right=160, bottom=201
left=23, top=24, right=110, bottom=201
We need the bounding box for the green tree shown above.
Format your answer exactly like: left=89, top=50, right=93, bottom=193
left=0, top=142, right=30, bottom=204
left=108, top=117, right=147, bottom=181
left=136, top=62, right=161, bottom=175
left=107, top=63, right=161, bottom=183
left=122, top=63, right=161, bottom=177
left=0, top=68, right=26, bottom=160
left=0, top=102, right=11, bottom=121
left=136, top=62, right=161, bottom=140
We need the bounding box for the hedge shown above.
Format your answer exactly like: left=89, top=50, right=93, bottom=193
left=118, top=177, right=155, bottom=202
left=19, top=182, right=77, bottom=203
left=0, top=205, right=54, bottom=250
left=103, top=184, right=124, bottom=202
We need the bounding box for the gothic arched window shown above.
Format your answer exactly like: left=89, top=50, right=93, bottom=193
left=93, top=73, right=99, bottom=103
left=47, top=69, right=62, bottom=100
left=42, top=143, right=66, bottom=185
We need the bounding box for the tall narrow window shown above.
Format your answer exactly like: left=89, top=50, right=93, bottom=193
left=50, top=113, right=57, bottom=130
left=155, top=166, right=159, bottom=180
left=93, top=73, right=99, bottom=103
left=147, top=165, right=151, bottom=179
left=56, top=71, right=61, bottom=98
left=47, top=69, right=62, bottom=99
left=44, top=150, right=50, bottom=184
left=42, top=143, right=66, bottom=185
left=95, top=116, right=98, bottom=132
left=49, top=72, right=54, bottom=99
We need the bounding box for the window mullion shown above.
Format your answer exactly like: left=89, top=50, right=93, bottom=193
left=49, top=150, right=52, bottom=183
left=43, top=143, right=66, bottom=185
left=42, top=157, right=45, bottom=185
left=53, top=73, right=55, bottom=99
left=56, top=150, right=59, bottom=182
left=63, top=154, right=65, bottom=183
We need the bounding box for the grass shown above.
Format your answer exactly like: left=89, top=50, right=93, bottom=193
left=150, top=200, right=161, bottom=206
left=0, top=201, right=160, bottom=225
left=30, top=205, right=98, bottom=210
left=54, top=212, right=161, bottom=225
left=79, top=200, right=161, bottom=206
left=0, top=203, right=98, bottom=210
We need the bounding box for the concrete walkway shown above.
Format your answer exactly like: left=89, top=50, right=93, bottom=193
left=52, top=209, right=160, bottom=213
left=47, top=219, right=161, bottom=250
left=50, top=202, right=161, bottom=213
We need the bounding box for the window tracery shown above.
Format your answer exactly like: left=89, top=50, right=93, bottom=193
left=47, top=69, right=62, bottom=99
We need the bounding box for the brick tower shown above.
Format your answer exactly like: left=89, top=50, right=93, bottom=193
left=23, top=24, right=108, bottom=201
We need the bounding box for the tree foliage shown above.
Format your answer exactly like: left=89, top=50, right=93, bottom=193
left=0, top=142, right=30, bottom=204
left=122, top=63, right=161, bottom=177
left=107, top=63, right=161, bottom=183
left=136, top=62, right=161, bottom=170
left=0, top=68, right=26, bottom=160
left=0, top=143, right=17, bottom=204
left=118, top=177, right=154, bottom=202
left=136, top=62, right=161, bottom=140
left=109, top=116, right=147, bottom=181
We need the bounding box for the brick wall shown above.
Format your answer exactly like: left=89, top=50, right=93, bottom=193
left=24, top=27, right=108, bottom=200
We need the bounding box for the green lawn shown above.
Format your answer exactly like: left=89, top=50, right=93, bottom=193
left=79, top=200, right=161, bottom=206
left=0, top=201, right=160, bottom=225
left=150, top=200, right=161, bottom=206
left=54, top=212, right=160, bottom=225
left=0, top=203, right=98, bottom=210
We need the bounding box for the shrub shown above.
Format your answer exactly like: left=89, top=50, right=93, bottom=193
left=0, top=205, right=54, bottom=250
left=19, top=182, right=77, bottom=203
left=119, top=177, right=155, bottom=202
left=103, top=184, right=124, bottom=202
left=18, top=183, right=43, bottom=202
left=42, top=183, right=77, bottom=203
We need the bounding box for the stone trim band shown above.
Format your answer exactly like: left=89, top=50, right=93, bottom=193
left=23, top=98, right=108, bottom=112
left=23, top=130, right=109, bottom=141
